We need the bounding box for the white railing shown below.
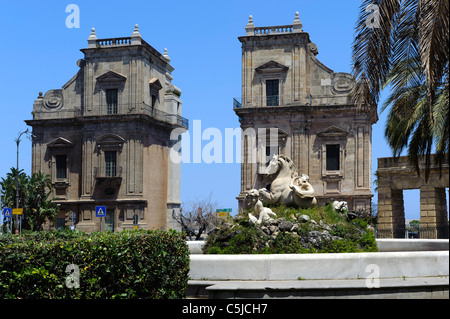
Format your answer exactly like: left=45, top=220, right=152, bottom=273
left=253, top=25, right=293, bottom=35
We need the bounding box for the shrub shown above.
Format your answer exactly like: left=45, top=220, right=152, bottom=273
left=0, top=229, right=190, bottom=299
left=204, top=204, right=378, bottom=254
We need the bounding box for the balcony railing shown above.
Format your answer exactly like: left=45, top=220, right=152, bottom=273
left=94, top=166, right=123, bottom=179
left=253, top=25, right=293, bottom=35
left=94, top=166, right=123, bottom=187
left=96, top=37, right=132, bottom=47
left=233, top=94, right=354, bottom=109
left=93, top=37, right=164, bottom=61
left=233, top=98, right=242, bottom=109
left=142, top=103, right=189, bottom=129
left=72, top=103, right=188, bottom=129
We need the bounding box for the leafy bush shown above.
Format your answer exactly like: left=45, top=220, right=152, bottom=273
left=204, top=204, right=377, bottom=254
left=0, top=229, right=190, bottom=299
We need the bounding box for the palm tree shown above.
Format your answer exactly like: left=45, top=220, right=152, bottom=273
left=352, top=0, right=449, bottom=180
left=24, top=172, right=59, bottom=231
left=0, top=168, right=28, bottom=209
left=1, top=169, right=59, bottom=231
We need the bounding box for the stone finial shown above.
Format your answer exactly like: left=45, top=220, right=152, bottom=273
left=87, top=27, right=98, bottom=48
left=292, top=11, right=303, bottom=32
left=131, top=24, right=142, bottom=45
left=132, top=24, right=141, bottom=36
left=245, top=15, right=255, bottom=36
left=163, top=48, right=171, bottom=62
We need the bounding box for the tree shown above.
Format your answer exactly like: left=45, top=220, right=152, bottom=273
left=352, top=0, right=449, bottom=180
left=173, top=194, right=220, bottom=240
left=0, top=168, right=28, bottom=209
left=0, top=168, right=59, bottom=231
left=24, top=171, right=59, bottom=231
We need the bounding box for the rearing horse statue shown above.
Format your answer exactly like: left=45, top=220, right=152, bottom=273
left=254, top=154, right=317, bottom=209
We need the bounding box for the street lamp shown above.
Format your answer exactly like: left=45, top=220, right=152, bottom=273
left=14, top=128, right=29, bottom=235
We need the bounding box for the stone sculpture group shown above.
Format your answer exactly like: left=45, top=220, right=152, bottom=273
left=247, top=155, right=318, bottom=225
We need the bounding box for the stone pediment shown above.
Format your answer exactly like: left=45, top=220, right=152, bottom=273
left=149, top=78, right=162, bottom=91
left=48, top=137, right=74, bottom=148
left=96, top=71, right=127, bottom=82
left=317, top=125, right=350, bottom=138
left=255, top=60, right=289, bottom=73
left=96, top=134, right=125, bottom=150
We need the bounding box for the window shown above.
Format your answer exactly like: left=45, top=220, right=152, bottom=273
left=106, top=89, right=118, bottom=114
left=105, top=151, right=117, bottom=177
left=55, top=155, right=67, bottom=179
left=266, top=79, right=279, bottom=106
left=326, top=144, right=340, bottom=171
left=151, top=94, right=157, bottom=108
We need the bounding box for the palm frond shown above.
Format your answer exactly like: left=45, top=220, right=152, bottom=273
left=417, top=0, right=449, bottom=125
left=352, top=0, right=403, bottom=113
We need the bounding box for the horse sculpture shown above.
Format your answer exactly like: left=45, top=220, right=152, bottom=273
left=251, top=154, right=317, bottom=209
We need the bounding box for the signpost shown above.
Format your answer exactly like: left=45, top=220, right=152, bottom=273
left=69, top=211, right=76, bottom=231
left=96, top=206, right=106, bottom=232
left=2, top=208, right=12, bottom=234
left=133, top=214, right=139, bottom=230
left=12, top=208, right=23, bottom=234
left=216, top=208, right=232, bottom=218
left=2, top=208, right=12, bottom=218
left=12, top=208, right=23, bottom=215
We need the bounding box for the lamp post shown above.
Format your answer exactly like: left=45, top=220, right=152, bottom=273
left=14, top=129, right=29, bottom=235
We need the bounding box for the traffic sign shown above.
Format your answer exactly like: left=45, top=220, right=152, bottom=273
left=12, top=208, right=23, bottom=215
left=2, top=208, right=12, bottom=218
left=95, top=206, right=106, bottom=217
left=216, top=209, right=232, bottom=212
left=216, top=208, right=232, bottom=218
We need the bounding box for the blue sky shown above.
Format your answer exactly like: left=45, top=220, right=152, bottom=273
left=0, top=0, right=444, bottom=225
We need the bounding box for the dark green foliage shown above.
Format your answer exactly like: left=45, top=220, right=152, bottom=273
left=204, top=204, right=377, bottom=254
left=0, top=229, right=190, bottom=299
left=1, top=169, right=59, bottom=232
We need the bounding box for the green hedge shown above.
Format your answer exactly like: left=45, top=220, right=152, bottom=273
left=0, top=230, right=190, bottom=299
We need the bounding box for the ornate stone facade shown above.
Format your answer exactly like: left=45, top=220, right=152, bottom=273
left=26, top=25, right=188, bottom=232
left=234, top=13, right=377, bottom=211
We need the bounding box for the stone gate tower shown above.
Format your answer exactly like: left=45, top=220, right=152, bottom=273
left=234, top=13, right=377, bottom=211
left=26, top=25, right=188, bottom=232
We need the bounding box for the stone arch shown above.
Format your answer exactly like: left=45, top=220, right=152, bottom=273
left=376, top=155, right=449, bottom=238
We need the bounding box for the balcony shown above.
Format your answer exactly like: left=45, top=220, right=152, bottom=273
left=233, top=98, right=242, bottom=109
left=94, top=166, right=122, bottom=186
left=233, top=95, right=291, bottom=109
left=232, top=94, right=354, bottom=110
left=142, top=103, right=189, bottom=129
left=76, top=102, right=188, bottom=129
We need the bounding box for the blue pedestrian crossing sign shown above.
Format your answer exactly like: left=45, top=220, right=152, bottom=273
left=2, top=208, right=12, bottom=218
left=95, top=206, right=106, bottom=217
